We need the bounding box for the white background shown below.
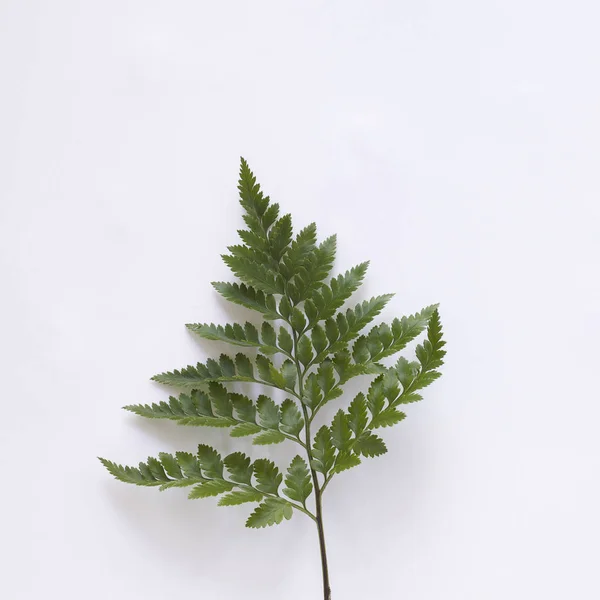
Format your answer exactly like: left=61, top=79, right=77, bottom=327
left=1, top=1, right=599, bottom=599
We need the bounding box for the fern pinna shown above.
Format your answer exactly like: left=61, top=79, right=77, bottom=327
left=100, top=158, right=445, bottom=600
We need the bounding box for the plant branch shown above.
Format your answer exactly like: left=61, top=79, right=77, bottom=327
left=291, top=326, right=332, bottom=600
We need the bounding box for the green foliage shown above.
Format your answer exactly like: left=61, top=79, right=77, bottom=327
left=311, top=427, right=336, bottom=476
left=283, top=456, right=313, bottom=505
left=100, top=158, right=446, bottom=595
left=247, top=498, right=294, bottom=528
left=124, top=384, right=304, bottom=446
left=186, top=321, right=283, bottom=356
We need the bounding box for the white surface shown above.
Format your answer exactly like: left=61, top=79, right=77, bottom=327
left=1, top=1, right=599, bottom=599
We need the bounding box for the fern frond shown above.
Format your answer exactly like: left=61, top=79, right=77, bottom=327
left=151, top=353, right=294, bottom=393
left=101, top=446, right=310, bottom=524
left=125, top=385, right=306, bottom=447
left=99, top=453, right=207, bottom=489
left=280, top=223, right=318, bottom=280
left=321, top=309, right=446, bottom=488
left=283, top=456, right=313, bottom=505
left=211, top=282, right=280, bottom=320
left=221, top=254, right=286, bottom=295
left=311, top=427, right=336, bottom=476
left=246, top=498, right=293, bottom=528
left=287, top=235, right=337, bottom=303
left=359, top=304, right=439, bottom=363
left=102, top=158, right=446, bottom=589
left=186, top=321, right=290, bottom=357
left=305, top=262, right=370, bottom=326
left=310, top=294, right=395, bottom=364
left=320, top=304, right=439, bottom=386
left=238, top=157, right=279, bottom=241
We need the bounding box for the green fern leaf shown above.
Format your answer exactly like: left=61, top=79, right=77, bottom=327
left=99, top=453, right=209, bottom=490
left=222, top=254, right=285, bottom=294
left=366, top=376, right=386, bottom=420
left=253, top=459, right=283, bottom=494
left=312, top=294, right=394, bottom=362
left=189, top=480, right=234, bottom=499
left=302, top=372, right=322, bottom=409
left=255, top=354, right=288, bottom=389
left=185, top=321, right=281, bottom=355
left=268, top=214, right=294, bottom=260
left=246, top=498, right=293, bottom=528
left=152, top=352, right=292, bottom=392
left=330, top=410, right=353, bottom=451
left=158, top=452, right=183, bottom=479
left=230, top=422, right=262, bottom=437
left=333, top=451, right=361, bottom=474
left=281, top=359, right=297, bottom=390
left=224, top=452, right=253, bottom=485
left=280, top=399, right=304, bottom=437
left=197, top=444, right=224, bottom=479
left=297, top=335, right=314, bottom=366
left=354, top=432, right=387, bottom=458
left=370, top=407, right=406, bottom=428
left=230, top=393, right=257, bottom=422
left=219, top=490, right=263, bottom=506
left=211, top=282, right=279, bottom=320
left=102, top=158, right=447, bottom=586
left=237, top=158, right=278, bottom=240
left=311, top=427, right=336, bottom=475
left=291, top=235, right=337, bottom=301
left=256, top=395, right=280, bottom=430
left=283, top=456, right=313, bottom=504
left=315, top=361, right=343, bottom=408
left=277, top=327, right=294, bottom=354
left=253, top=431, right=286, bottom=445
left=355, top=304, right=439, bottom=365
left=99, top=458, right=148, bottom=486
left=307, top=262, right=369, bottom=324
left=175, top=451, right=205, bottom=480
left=281, top=223, right=318, bottom=279
left=348, top=393, right=369, bottom=437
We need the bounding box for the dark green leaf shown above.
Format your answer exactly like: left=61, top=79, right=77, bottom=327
left=297, top=335, right=314, bottom=367
left=253, top=459, right=283, bottom=494
left=283, top=456, right=313, bottom=504
left=211, top=282, right=279, bottom=320
left=280, top=399, right=304, bottom=437
left=230, top=393, right=256, bottom=423
left=261, top=322, right=277, bottom=349
left=281, top=360, right=297, bottom=390
left=219, top=490, right=263, bottom=506
left=257, top=395, right=280, bottom=429
left=188, top=480, right=234, bottom=499
left=209, top=382, right=233, bottom=418
left=278, top=327, right=294, bottom=354
left=302, top=373, right=322, bottom=409
left=348, top=393, right=368, bottom=436
left=253, top=431, right=286, bottom=445
left=330, top=410, right=352, bottom=451
left=158, top=452, right=183, bottom=479
left=371, top=407, right=406, bottom=428
left=291, top=308, right=307, bottom=333
left=311, top=426, right=336, bottom=475
left=224, top=452, right=253, bottom=485
left=230, top=422, right=262, bottom=437
left=333, top=451, right=362, bottom=474
left=246, top=498, right=293, bottom=528
left=197, top=444, right=223, bottom=479
left=311, top=324, right=327, bottom=355
left=354, top=433, right=387, bottom=458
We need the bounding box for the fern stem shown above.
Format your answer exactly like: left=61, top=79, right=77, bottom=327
left=291, top=328, right=332, bottom=600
